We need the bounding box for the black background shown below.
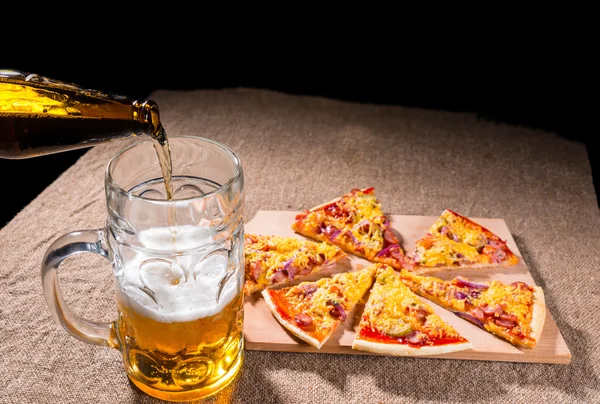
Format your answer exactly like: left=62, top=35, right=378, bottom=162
left=1, top=48, right=596, bottom=226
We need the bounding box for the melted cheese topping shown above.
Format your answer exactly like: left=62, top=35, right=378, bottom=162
left=400, top=270, right=535, bottom=336
left=429, top=210, right=488, bottom=247
left=275, top=267, right=375, bottom=336
left=293, top=189, right=388, bottom=256
left=478, top=281, right=533, bottom=324
left=415, top=235, right=480, bottom=267
left=413, top=209, right=517, bottom=267
left=244, top=234, right=344, bottom=288
left=361, top=265, right=462, bottom=340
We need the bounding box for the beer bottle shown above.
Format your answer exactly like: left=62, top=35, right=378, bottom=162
left=0, top=69, right=159, bottom=159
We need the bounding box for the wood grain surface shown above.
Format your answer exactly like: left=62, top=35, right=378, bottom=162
left=242, top=211, right=571, bottom=364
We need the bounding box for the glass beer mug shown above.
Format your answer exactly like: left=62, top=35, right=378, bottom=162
left=41, top=136, right=245, bottom=401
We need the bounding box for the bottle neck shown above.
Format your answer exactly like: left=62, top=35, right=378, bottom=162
left=132, top=100, right=161, bottom=135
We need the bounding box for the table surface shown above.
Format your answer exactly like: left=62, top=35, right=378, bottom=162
left=1, top=88, right=599, bottom=403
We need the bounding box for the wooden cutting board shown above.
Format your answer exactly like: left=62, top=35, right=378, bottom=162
left=242, top=210, right=571, bottom=364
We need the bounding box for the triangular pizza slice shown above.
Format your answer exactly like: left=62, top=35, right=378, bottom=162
left=399, top=269, right=546, bottom=348
left=410, top=209, right=520, bottom=272
left=244, top=234, right=347, bottom=295
left=352, top=264, right=472, bottom=356
left=291, top=188, right=408, bottom=270
left=262, top=265, right=376, bottom=349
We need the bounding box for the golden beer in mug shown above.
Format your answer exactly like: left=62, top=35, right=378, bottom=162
left=115, top=290, right=244, bottom=398
left=41, top=136, right=245, bottom=401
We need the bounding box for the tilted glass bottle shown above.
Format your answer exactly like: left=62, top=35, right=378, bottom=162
left=0, top=69, right=159, bottom=159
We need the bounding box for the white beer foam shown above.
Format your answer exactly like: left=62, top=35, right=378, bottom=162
left=137, top=223, right=212, bottom=252
left=118, top=226, right=239, bottom=323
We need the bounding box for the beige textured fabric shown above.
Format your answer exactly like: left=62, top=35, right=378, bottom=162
left=1, top=88, right=599, bottom=403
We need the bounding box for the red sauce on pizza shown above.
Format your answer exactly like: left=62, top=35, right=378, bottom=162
left=266, top=290, right=330, bottom=341
left=267, top=290, right=294, bottom=323
left=358, top=327, right=467, bottom=347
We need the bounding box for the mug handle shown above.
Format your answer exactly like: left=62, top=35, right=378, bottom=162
left=41, top=228, right=119, bottom=349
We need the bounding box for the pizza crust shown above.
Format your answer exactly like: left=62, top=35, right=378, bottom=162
left=244, top=282, right=264, bottom=295
left=529, top=286, right=546, bottom=343
left=411, top=261, right=519, bottom=274
left=261, top=289, right=332, bottom=349
left=352, top=338, right=472, bottom=356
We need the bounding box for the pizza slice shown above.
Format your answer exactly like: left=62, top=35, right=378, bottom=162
left=244, top=234, right=347, bottom=295
left=399, top=269, right=546, bottom=348
left=352, top=264, right=472, bottom=356
left=410, top=209, right=520, bottom=271
left=291, top=188, right=408, bottom=270
left=261, top=265, right=376, bottom=349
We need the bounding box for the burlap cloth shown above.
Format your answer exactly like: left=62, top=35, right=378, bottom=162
left=1, top=88, right=599, bottom=403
